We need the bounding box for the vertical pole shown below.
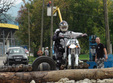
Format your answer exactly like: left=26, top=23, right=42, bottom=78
left=28, top=8, right=30, bottom=56
left=3, top=30, right=5, bottom=56
left=50, top=0, right=54, bottom=57
left=14, top=35, right=15, bottom=46
left=103, top=0, right=110, bottom=54
left=11, top=31, right=12, bottom=46
left=41, top=0, right=44, bottom=49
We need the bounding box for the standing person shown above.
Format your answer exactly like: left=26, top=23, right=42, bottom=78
left=37, top=48, right=43, bottom=56
left=45, top=47, right=49, bottom=56
left=95, top=37, right=108, bottom=68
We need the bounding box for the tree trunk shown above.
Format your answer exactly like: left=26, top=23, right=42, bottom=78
left=1, top=68, right=113, bottom=82
left=0, top=64, right=32, bottom=72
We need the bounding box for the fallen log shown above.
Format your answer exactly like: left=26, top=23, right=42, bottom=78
left=0, top=68, right=113, bottom=82
left=0, top=64, right=32, bottom=72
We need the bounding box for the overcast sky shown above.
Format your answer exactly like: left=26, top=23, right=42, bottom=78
left=14, top=0, right=22, bottom=5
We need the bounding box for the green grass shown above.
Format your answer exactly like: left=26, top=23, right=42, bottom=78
left=28, top=54, right=90, bottom=64
left=79, top=54, right=89, bottom=60
left=28, top=56, right=37, bottom=64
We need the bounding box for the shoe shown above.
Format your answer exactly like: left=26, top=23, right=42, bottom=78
left=79, top=60, right=83, bottom=63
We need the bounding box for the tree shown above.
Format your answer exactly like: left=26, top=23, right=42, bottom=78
left=16, top=0, right=113, bottom=54
left=0, top=0, right=16, bottom=22
left=15, top=0, right=68, bottom=53
left=1, top=68, right=113, bottom=82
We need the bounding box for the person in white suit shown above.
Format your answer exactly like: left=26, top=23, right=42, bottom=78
left=53, top=21, right=87, bottom=68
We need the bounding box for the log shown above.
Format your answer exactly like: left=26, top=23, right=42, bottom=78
left=0, top=68, right=113, bottom=82
left=0, top=64, right=32, bottom=72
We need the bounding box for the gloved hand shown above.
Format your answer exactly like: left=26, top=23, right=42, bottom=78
left=82, top=33, right=87, bottom=37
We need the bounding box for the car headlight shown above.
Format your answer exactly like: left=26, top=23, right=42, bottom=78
left=24, top=55, right=28, bottom=59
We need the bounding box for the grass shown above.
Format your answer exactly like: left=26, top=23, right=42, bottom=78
left=28, top=54, right=90, bottom=64
left=79, top=54, right=89, bottom=60
left=28, top=56, right=37, bottom=64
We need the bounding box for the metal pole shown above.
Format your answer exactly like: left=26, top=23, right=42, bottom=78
left=3, top=30, right=5, bottom=56
left=28, top=8, right=30, bottom=56
left=11, top=31, right=13, bottom=46
left=14, top=35, right=15, bottom=46
left=40, top=0, right=44, bottom=49
left=50, top=0, right=54, bottom=57
left=103, top=0, right=110, bottom=54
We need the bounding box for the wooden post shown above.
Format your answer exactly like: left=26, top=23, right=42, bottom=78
left=50, top=0, right=54, bottom=57
left=28, top=8, right=30, bottom=56
left=103, top=0, right=110, bottom=54
left=40, top=0, right=44, bottom=49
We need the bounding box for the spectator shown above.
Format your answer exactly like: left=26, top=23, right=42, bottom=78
left=45, top=47, right=49, bottom=56
left=95, top=37, right=108, bottom=68
left=37, top=48, right=43, bottom=56
left=24, top=48, right=29, bottom=54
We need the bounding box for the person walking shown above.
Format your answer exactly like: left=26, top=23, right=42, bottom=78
left=45, top=47, right=49, bottom=56
left=95, top=37, right=108, bottom=68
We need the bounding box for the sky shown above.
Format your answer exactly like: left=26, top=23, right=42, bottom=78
left=7, top=0, right=24, bottom=17
left=14, top=0, right=22, bottom=5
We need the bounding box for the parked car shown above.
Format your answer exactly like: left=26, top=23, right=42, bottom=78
left=4, top=47, right=29, bottom=65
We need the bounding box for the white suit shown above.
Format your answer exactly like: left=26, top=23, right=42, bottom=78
left=54, top=29, right=83, bottom=48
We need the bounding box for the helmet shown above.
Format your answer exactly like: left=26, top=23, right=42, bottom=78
left=59, top=21, right=68, bottom=32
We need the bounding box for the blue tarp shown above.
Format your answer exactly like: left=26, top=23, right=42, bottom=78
left=87, top=54, right=113, bottom=69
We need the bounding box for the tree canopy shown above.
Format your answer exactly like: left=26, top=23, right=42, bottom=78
left=15, top=0, right=113, bottom=54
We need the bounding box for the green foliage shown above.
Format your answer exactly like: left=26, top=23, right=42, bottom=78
left=15, top=0, right=113, bottom=54
left=28, top=56, right=37, bottom=64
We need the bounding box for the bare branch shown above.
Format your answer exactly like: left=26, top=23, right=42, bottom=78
left=0, top=0, right=15, bottom=14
